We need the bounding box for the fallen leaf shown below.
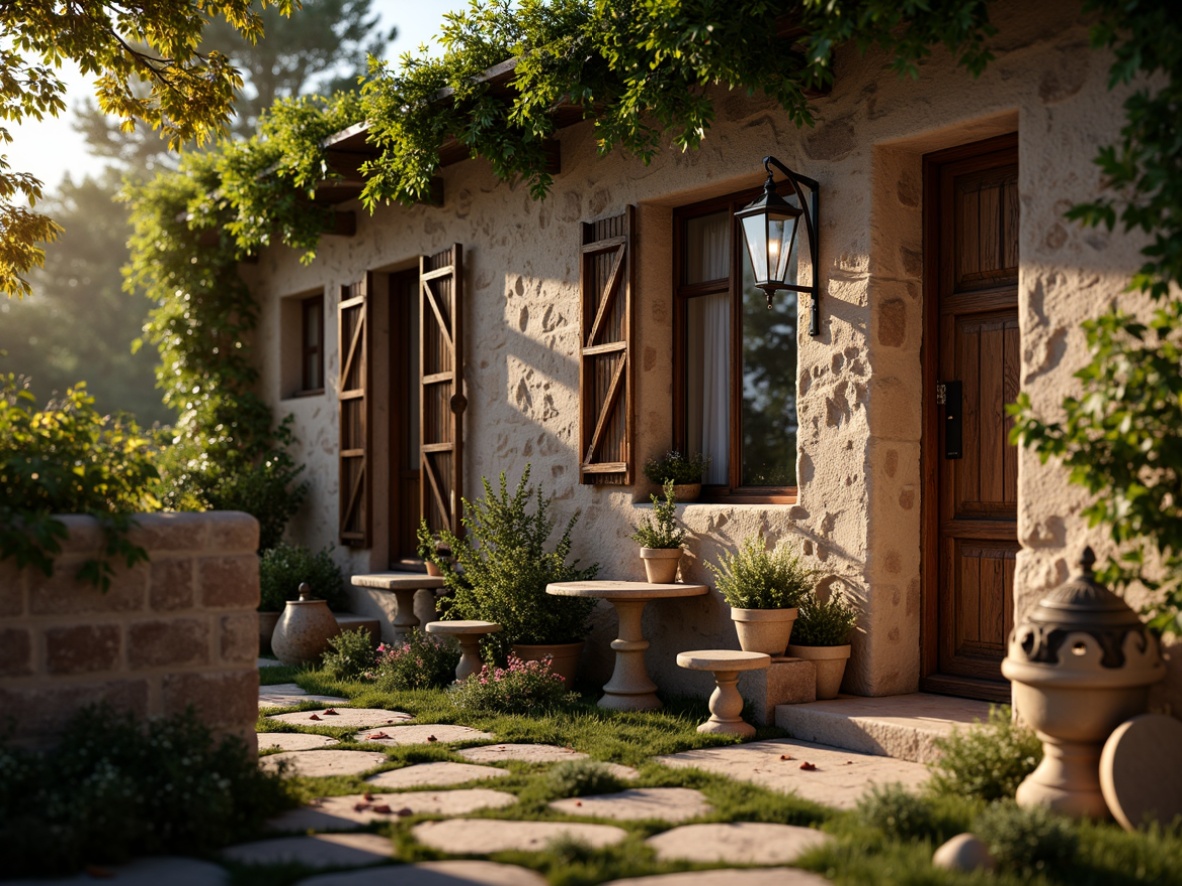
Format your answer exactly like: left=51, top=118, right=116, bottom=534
left=324, top=708, right=339, bottom=716
left=364, top=792, right=374, bottom=801
left=368, top=732, right=391, bottom=740
left=779, top=754, right=794, bottom=761
left=372, top=804, right=393, bottom=814
left=308, top=714, right=322, bottom=721
left=800, top=762, right=817, bottom=771
left=354, top=802, right=371, bottom=812
left=575, top=800, right=583, bottom=806
left=397, top=807, right=414, bottom=817
left=427, top=735, right=438, bottom=742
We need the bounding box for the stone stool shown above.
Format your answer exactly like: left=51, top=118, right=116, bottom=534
left=425, top=620, right=502, bottom=681
left=677, top=650, right=771, bottom=737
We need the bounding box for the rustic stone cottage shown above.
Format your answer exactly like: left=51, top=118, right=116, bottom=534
left=243, top=0, right=1178, bottom=714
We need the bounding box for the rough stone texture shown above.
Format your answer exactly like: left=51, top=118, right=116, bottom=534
left=260, top=749, right=391, bottom=778
left=656, top=738, right=929, bottom=809
left=645, top=822, right=832, bottom=864
left=549, top=788, right=711, bottom=822
left=457, top=744, right=588, bottom=765
left=258, top=732, right=340, bottom=751
left=5, top=856, right=230, bottom=886
left=220, top=613, right=259, bottom=664
left=268, top=708, right=414, bottom=729
left=269, top=790, right=517, bottom=831
left=258, top=684, right=349, bottom=709
left=220, top=833, right=392, bottom=868
left=366, top=762, right=510, bottom=789
left=357, top=724, right=494, bottom=746
left=199, top=555, right=260, bottom=609
left=296, top=861, right=549, bottom=886
left=0, top=513, right=261, bottom=750
left=738, top=658, right=817, bottom=725
left=411, top=819, right=628, bottom=854
left=602, top=870, right=831, bottom=886
left=244, top=0, right=1180, bottom=710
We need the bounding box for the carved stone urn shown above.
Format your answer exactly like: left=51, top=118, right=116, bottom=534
left=1001, top=547, right=1165, bottom=818
left=271, top=582, right=342, bottom=666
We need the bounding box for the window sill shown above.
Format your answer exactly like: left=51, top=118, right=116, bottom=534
left=282, top=388, right=325, bottom=402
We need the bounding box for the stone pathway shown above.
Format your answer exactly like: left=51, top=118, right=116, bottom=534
left=25, top=668, right=936, bottom=884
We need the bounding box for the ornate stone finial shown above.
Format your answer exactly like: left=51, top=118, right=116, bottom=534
left=1079, top=546, right=1097, bottom=575
left=298, top=581, right=312, bottom=601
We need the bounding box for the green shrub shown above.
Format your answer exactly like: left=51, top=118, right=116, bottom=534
left=643, top=450, right=709, bottom=485
left=259, top=542, right=348, bottom=612
left=707, top=534, right=815, bottom=609
left=545, top=759, right=626, bottom=799
left=321, top=628, right=377, bottom=680
left=928, top=705, right=1042, bottom=802
left=631, top=480, right=687, bottom=549
left=792, top=589, right=858, bottom=646
left=450, top=654, right=575, bottom=713
left=437, top=466, right=598, bottom=657
left=0, top=376, right=159, bottom=591
left=975, top=799, right=1078, bottom=876
left=855, top=783, right=936, bottom=841
left=373, top=629, right=461, bottom=690
left=0, top=705, right=293, bottom=877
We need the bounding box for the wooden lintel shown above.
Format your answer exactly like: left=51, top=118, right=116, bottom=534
left=323, top=210, right=357, bottom=237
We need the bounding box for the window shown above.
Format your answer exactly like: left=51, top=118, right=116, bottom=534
left=674, top=192, right=799, bottom=501
left=301, top=294, right=324, bottom=393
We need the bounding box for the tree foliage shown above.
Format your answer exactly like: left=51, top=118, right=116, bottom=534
left=0, top=0, right=294, bottom=297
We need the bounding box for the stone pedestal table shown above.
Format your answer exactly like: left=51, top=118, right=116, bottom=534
left=425, top=620, right=502, bottom=680
left=546, top=580, right=708, bottom=711
left=677, top=649, right=772, bottom=737
left=351, top=573, right=446, bottom=640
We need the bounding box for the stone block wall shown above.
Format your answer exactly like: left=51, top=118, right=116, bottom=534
left=0, top=512, right=260, bottom=751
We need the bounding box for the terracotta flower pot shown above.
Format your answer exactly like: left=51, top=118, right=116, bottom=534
left=732, top=607, right=798, bottom=656
left=672, top=483, right=701, bottom=502
left=640, top=546, right=682, bottom=583
left=786, top=643, right=851, bottom=699
left=511, top=641, right=585, bottom=686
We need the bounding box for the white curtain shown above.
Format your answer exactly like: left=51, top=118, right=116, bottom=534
left=686, top=213, right=730, bottom=484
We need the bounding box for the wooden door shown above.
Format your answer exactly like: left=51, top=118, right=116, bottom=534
left=389, top=268, right=421, bottom=564
left=922, top=134, right=1019, bottom=702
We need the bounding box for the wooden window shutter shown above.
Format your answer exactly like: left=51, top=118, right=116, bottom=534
left=338, top=276, right=371, bottom=546
left=579, top=207, right=634, bottom=484
left=420, top=245, right=466, bottom=536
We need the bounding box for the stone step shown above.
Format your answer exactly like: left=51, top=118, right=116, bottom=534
left=774, top=693, right=996, bottom=764
left=334, top=613, right=381, bottom=645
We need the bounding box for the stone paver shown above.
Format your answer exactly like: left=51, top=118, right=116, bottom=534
left=411, top=818, right=628, bottom=854
left=603, top=869, right=830, bottom=886
left=366, top=762, right=510, bottom=789
left=458, top=743, right=589, bottom=765
left=268, top=708, right=414, bottom=729
left=221, top=833, right=392, bottom=868
left=356, top=724, right=494, bottom=746
left=261, top=749, right=390, bottom=778
left=295, top=860, right=549, bottom=886
left=549, top=787, right=711, bottom=822
left=259, top=683, right=348, bottom=709
left=270, top=790, right=518, bottom=831
left=258, top=732, right=340, bottom=752
left=7, top=857, right=229, bottom=886
left=646, top=822, right=832, bottom=864
left=656, top=738, right=929, bottom=809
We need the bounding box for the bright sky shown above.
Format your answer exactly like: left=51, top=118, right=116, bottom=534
left=6, top=0, right=464, bottom=188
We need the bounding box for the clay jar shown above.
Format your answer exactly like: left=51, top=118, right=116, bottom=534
left=271, top=582, right=342, bottom=666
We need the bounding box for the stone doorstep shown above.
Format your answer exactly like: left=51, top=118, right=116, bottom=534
left=774, top=693, right=995, bottom=765
left=738, top=658, right=817, bottom=726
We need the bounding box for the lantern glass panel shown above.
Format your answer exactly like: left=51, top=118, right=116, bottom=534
left=740, top=212, right=769, bottom=286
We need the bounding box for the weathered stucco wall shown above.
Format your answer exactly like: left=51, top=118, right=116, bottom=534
left=243, top=0, right=1176, bottom=706
left=0, top=513, right=261, bottom=749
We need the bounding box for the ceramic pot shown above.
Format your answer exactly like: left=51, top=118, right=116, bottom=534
left=511, top=641, right=585, bottom=686
left=258, top=610, right=281, bottom=654
left=640, top=546, right=682, bottom=583
left=1001, top=548, right=1164, bottom=819
left=425, top=561, right=444, bottom=577
left=732, top=607, right=798, bottom=656
left=271, top=582, right=342, bottom=666
left=672, top=483, right=701, bottom=502
left=786, top=643, right=851, bottom=699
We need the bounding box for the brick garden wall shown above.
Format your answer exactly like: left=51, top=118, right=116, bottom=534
left=0, top=512, right=260, bottom=751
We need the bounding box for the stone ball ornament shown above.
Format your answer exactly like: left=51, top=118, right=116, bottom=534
left=1001, top=547, right=1165, bottom=819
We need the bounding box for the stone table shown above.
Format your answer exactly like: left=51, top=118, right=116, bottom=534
left=546, top=580, right=708, bottom=711
left=425, top=620, right=502, bottom=680
left=351, top=573, right=446, bottom=640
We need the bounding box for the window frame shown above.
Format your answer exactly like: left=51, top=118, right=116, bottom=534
left=672, top=189, right=799, bottom=504
left=300, top=293, right=325, bottom=395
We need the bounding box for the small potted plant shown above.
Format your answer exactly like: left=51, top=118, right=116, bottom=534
left=631, top=480, right=687, bottom=583
left=787, top=589, right=858, bottom=699
left=415, top=519, right=451, bottom=576
left=643, top=450, right=709, bottom=501
left=707, top=535, right=814, bottom=656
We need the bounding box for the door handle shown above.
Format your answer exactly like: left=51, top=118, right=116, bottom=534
left=941, top=380, right=963, bottom=459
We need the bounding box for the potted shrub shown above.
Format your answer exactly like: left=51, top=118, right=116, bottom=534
left=435, top=465, right=598, bottom=683
left=787, top=589, right=858, bottom=699
left=258, top=543, right=348, bottom=652
left=643, top=450, right=709, bottom=502
left=707, top=534, right=814, bottom=656
left=631, top=480, right=687, bottom=583
left=415, top=519, right=452, bottom=576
